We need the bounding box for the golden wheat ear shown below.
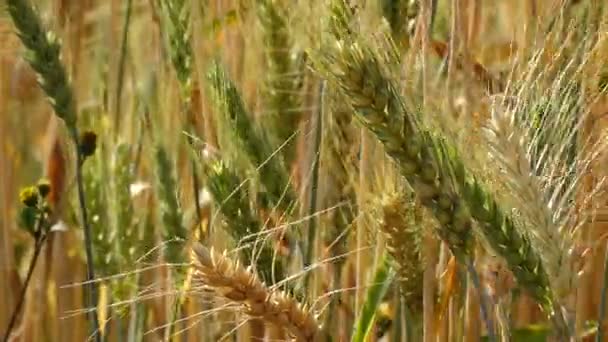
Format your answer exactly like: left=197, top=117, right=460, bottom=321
left=191, top=243, right=322, bottom=341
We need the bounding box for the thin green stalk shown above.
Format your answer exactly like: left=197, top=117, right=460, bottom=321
left=303, top=81, right=325, bottom=288
left=74, top=133, right=103, bottom=341
left=351, top=254, right=395, bottom=342
left=465, top=259, right=495, bottom=342
left=3, top=233, right=47, bottom=342
left=113, top=0, right=134, bottom=134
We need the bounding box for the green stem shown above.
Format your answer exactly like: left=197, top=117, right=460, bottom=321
left=2, top=233, right=48, bottom=342
left=73, top=129, right=103, bottom=342
left=113, top=0, right=134, bottom=135
left=303, top=81, right=325, bottom=288
left=465, top=258, right=496, bottom=342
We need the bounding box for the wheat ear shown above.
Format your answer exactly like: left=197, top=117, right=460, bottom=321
left=256, top=0, right=304, bottom=165
left=379, top=191, right=424, bottom=314
left=191, top=243, right=321, bottom=341
left=314, top=0, right=567, bottom=335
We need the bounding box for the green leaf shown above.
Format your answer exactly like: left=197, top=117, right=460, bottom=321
left=351, top=254, right=395, bottom=342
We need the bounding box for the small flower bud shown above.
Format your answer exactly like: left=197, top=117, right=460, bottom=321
left=37, top=179, right=51, bottom=198
left=19, top=186, right=39, bottom=208
left=79, top=130, right=98, bottom=158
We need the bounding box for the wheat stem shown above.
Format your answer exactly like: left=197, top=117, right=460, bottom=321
left=3, top=230, right=47, bottom=342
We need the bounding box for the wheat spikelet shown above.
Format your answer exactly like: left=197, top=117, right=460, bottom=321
left=485, top=101, right=576, bottom=300
left=320, top=86, right=358, bottom=267
left=161, top=0, right=193, bottom=89
left=5, top=0, right=77, bottom=131
left=154, top=144, right=188, bottom=283
left=379, top=191, right=423, bottom=313
left=204, top=158, right=285, bottom=284
left=83, top=143, right=117, bottom=276
left=256, top=0, right=304, bottom=165
left=206, top=62, right=296, bottom=214
left=191, top=243, right=321, bottom=341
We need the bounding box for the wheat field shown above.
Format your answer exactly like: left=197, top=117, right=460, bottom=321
left=1, top=0, right=608, bottom=341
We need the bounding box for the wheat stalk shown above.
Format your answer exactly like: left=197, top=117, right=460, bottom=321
left=191, top=243, right=322, bottom=341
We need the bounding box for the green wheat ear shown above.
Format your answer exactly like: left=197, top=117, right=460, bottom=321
left=204, top=159, right=285, bottom=284
left=162, top=0, right=193, bottom=89
left=313, top=0, right=567, bottom=334
left=83, top=146, right=117, bottom=276
left=206, top=61, right=297, bottom=216
left=256, top=0, right=304, bottom=165
left=154, top=144, right=187, bottom=281
left=109, top=144, right=139, bottom=303
left=6, top=0, right=77, bottom=131
left=379, top=191, right=424, bottom=315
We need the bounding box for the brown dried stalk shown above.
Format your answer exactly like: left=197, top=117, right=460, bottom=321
left=191, top=243, right=322, bottom=341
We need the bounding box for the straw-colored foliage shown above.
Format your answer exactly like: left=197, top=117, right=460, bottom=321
left=2, top=0, right=608, bottom=341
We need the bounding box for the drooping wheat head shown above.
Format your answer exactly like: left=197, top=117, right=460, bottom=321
left=191, top=243, right=322, bottom=341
